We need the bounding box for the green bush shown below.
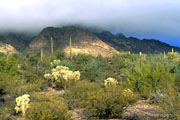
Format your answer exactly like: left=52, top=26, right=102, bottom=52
left=59, top=60, right=75, bottom=71
left=157, top=88, right=180, bottom=119
left=167, top=52, right=180, bottom=63
left=64, top=81, right=137, bottom=119
left=53, top=50, right=65, bottom=60
left=82, top=59, right=106, bottom=82
left=0, top=100, right=15, bottom=120
left=0, top=73, right=46, bottom=96
left=64, top=81, right=101, bottom=109
left=25, top=94, right=72, bottom=120
left=72, top=54, right=93, bottom=70
left=125, top=59, right=175, bottom=98
left=84, top=87, right=138, bottom=119
left=0, top=54, right=20, bottom=75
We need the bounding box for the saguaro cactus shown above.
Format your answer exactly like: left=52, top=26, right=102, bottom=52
left=128, top=51, right=131, bottom=54
left=70, top=37, right=72, bottom=60
left=51, top=37, right=54, bottom=54
left=41, top=48, right=43, bottom=61
left=139, top=52, right=142, bottom=57
left=164, top=51, right=166, bottom=58
left=172, top=48, right=174, bottom=54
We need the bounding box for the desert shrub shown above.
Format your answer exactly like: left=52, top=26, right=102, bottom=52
left=157, top=88, right=180, bottom=119
left=25, top=93, right=72, bottom=120
left=111, top=54, right=138, bottom=71
left=0, top=100, right=15, bottom=120
left=64, top=81, right=101, bottom=109
left=82, top=59, right=106, bottom=82
left=50, top=59, right=61, bottom=68
left=0, top=73, right=46, bottom=96
left=64, top=81, right=138, bottom=119
left=171, top=63, right=180, bottom=74
left=53, top=50, right=65, bottom=60
left=26, top=52, right=40, bottom=66
left=72, top=54, right=93, bottom=70
left=0, top=54, right=20, bottom=75
left=125, top=60, right=175, bottom=98
left=84, top=87, right=138, bottom=119
left=167, top=51, right=180, bottom=63
left=59, top=60, right=75, bottom=71
left=0, top=52, right=5, bottom=57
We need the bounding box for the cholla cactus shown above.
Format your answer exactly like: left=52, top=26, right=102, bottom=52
left=14, top=94, right=30, bottom=117
left=44, top=65, right=80, bottom=88
left=104, top=77, right=117, bottom=88
left=122, top=89, right=134, bottom=97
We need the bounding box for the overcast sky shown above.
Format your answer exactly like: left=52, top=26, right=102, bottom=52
left=0, top=0, right=180, bottom=46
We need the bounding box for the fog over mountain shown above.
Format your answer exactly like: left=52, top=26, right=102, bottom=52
left=0, top=0, right=180, bottom=46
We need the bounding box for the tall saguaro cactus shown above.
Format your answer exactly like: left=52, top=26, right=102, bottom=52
left=70, top=37, right=72, bottom=60
left=164, top=51, right=166, bottom=58
left=139, top=52, right=142, bottom=57
left=51, top=37, right=54, bottom=54
left=172, top=48, right=174, bottom=54
left=41, top=48, right=43, bottom=61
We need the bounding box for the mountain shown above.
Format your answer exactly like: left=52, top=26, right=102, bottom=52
left=94, top=31, right=180, bottom=54
left=0, top=26, right=180, bottom=55
left=29, top=26, right=119, bottom=57
left=0, top=33, right=34, bottom=52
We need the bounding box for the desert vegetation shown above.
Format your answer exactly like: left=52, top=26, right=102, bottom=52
left=0, top=49, right=180, bottom=120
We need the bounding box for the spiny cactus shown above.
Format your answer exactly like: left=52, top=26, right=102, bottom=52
left=172, top=48, right=174, bottom=54
left=104, top=77, right=117, bottom=88
left=122, top=88, right=134, bottom=97
left=128, top=51, right=131, bottom=54
left=14, top=94, right=30, bottom=117
left=164, top=51, right=166, bottom=58
left=51, top=37, right=54, bottom=54
left=70, top=37, right=72, bottom=60
left=144, top=54, right=146, bottom=60
left=139, top=52, right=142, bottom=56
left=44, top=60, right=80, bottom=88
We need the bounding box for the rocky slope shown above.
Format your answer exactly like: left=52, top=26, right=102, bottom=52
left=0, top=42, right=18, bottom=54
left=94, top=31, right=180, bottom=54
left=29, top=26, right=120, bottom=57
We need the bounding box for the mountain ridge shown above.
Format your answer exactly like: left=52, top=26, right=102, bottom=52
left=29, top=26, right=120, bottom=57
left=0, top=26, right=179, bottom=55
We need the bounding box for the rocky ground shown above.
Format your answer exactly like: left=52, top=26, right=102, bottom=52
left=0, top=87, right=169, bottom=120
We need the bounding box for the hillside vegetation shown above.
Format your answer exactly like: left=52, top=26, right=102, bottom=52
left=0, top=49, right=180, bottom=120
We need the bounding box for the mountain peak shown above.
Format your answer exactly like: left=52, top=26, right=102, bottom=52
left=29, top=26, right=120, bottom=57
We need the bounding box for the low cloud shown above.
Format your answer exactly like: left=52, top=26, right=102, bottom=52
left=0, top=0, right=180, bottom=37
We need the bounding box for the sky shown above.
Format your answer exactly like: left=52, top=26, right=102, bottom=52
left=0, top=0, right=180, bottom=46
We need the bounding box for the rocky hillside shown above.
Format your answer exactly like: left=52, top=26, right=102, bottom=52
left=29, top=26, right=119, bottom=57
left=0, top=42, right=18, bottom=54
left=94, top=31, right=180, bottom=54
